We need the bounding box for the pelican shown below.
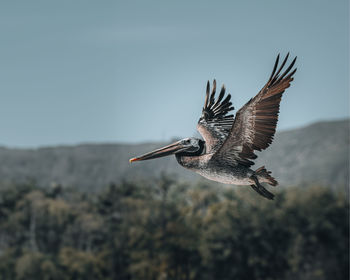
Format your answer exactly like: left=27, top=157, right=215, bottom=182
left=130, top=54, right=297, bottom=199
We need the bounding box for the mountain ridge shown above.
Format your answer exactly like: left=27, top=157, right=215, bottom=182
left=0, top=119, right=348, bottom=191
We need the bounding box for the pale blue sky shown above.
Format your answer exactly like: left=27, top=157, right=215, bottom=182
left=0, top=0, right=348, bottom=147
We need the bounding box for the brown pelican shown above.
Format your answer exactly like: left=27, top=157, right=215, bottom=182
left=130, top=54, right=297, bottom=199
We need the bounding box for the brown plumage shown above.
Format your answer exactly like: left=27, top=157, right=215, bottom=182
left=212, top=53, right=297, bottom=167
left=130, top=53, right=297, bottom=200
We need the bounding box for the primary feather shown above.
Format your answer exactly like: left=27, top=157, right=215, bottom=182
left=210, top=53, right=297, bottom=167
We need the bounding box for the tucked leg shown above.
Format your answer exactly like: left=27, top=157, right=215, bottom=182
left=250, top=175, right=274, bottom=200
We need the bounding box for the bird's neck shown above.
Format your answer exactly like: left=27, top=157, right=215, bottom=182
left=175, top=140, right=206, bottom=169
left=175, top=154, right=201, bottom=169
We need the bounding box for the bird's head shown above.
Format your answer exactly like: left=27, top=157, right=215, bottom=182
left=129, top=137, right=205, bottom=162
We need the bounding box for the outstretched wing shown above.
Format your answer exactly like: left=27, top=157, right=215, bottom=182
left=197, top=79, right=235, bottom=152
left=212, top=53, right=297, bottom=167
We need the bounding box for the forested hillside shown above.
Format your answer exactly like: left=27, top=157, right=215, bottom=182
left=0, top=119, right=348, bottom=279
left=0, top=180, right=348, bottom=280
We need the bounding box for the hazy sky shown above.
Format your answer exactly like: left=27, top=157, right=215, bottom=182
left=0, top=0, right=348, bottom=147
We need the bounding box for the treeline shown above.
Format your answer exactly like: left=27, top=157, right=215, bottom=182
left=0, top=178, right=348, bottom=280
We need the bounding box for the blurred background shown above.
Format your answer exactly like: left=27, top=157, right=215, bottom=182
left=0, top=0, right=348, bottom=279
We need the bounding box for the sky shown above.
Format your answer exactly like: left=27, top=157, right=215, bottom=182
left=0, top=0, right=348, bottom=147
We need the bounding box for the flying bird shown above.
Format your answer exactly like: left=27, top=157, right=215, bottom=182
left=130, top=54, right=297, bottom=199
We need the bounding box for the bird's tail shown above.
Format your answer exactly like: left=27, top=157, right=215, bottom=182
left=255, top=166, right=278, bottom=186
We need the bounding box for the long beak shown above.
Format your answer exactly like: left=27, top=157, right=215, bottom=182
left=129, top=141, right=186, bottom=163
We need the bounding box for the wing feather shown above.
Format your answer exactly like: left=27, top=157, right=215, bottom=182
left=212, top=54, right=297, bottom=167
left=197, top=80, right=235, bottom=152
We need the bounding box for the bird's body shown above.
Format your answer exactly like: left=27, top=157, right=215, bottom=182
left=130, top=54, right=297, bottom=199
left=176, top=153, right=254, bottom=185
left=176, top=149, right=273, bottom=186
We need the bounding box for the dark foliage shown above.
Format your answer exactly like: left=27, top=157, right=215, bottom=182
left=0, top=179, right=348, bottom=280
